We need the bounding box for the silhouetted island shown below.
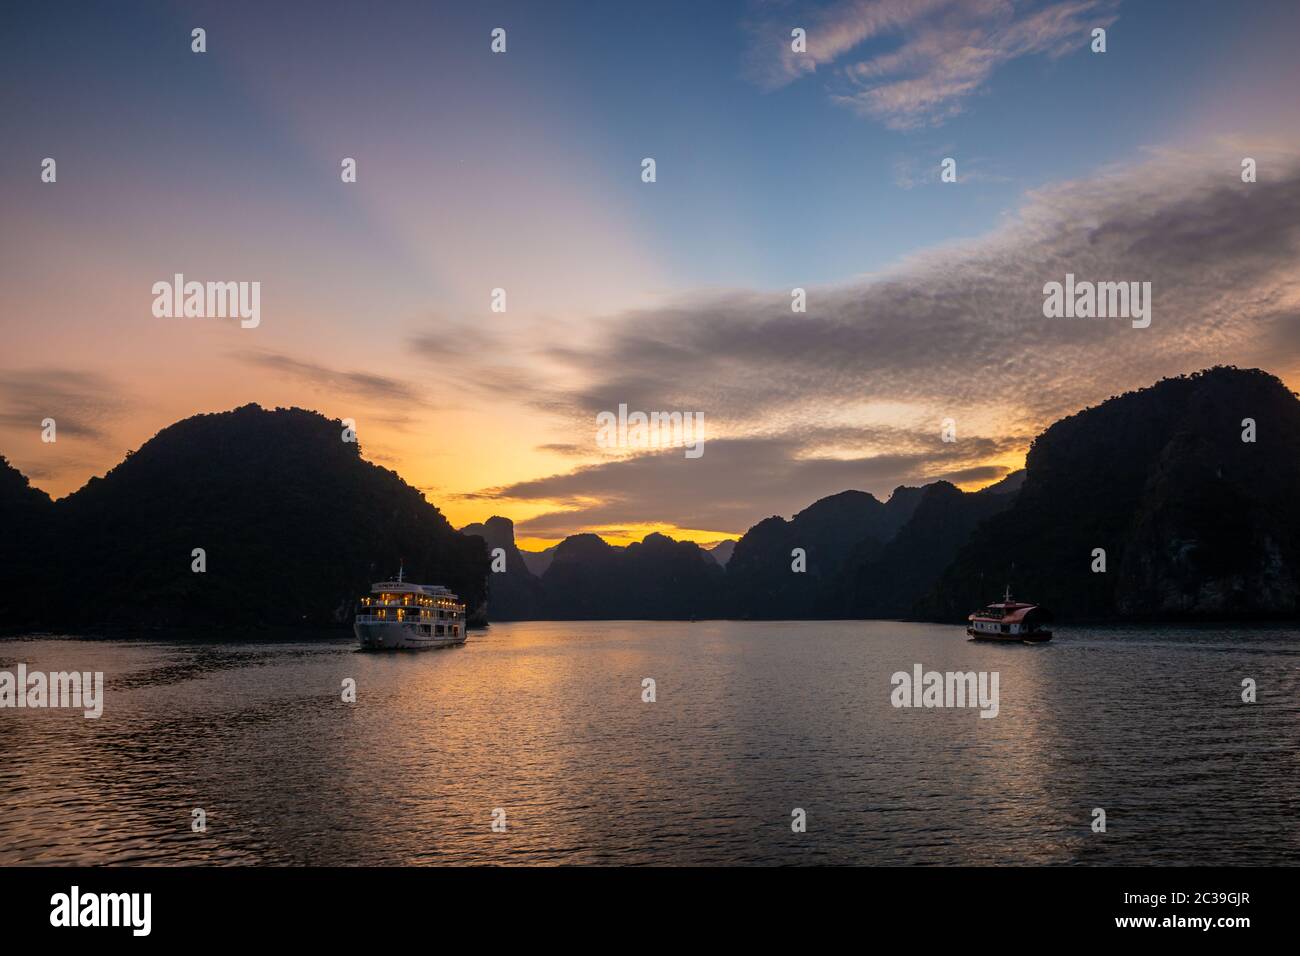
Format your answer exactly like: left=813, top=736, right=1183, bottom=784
left=0, top=405, right=488, bottom=629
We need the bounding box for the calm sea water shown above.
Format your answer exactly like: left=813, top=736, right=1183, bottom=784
left=1, top=621, right=1297, bottom=866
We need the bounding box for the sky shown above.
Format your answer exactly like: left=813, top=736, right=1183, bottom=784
left=2, top=0, right=1299, bottom=549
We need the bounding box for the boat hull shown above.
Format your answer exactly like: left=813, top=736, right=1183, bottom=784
left=354, top=621, right=466, bottom=650
left=967, top=627, right=1053, bottom=644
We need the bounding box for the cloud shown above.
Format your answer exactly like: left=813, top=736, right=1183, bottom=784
left=746, top=0, right=955, bottom=90
left=0, top=369, right=131, bottom=493
left=230, top=350, right=428, bottom=406
left=546, top=143, right=1300, bottom=429
left=0, top=369, right=128, bottom=443
left=487, top=433, right=1019, bottom=535
left=455, top=141, right=1300, bottom=537
left=937, top=464, right=1008, bottom=484
left=749, top=0, right=1117, bottom=128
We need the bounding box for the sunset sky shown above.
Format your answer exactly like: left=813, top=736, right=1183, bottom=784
left=3, top=0, right=1299, bottom=549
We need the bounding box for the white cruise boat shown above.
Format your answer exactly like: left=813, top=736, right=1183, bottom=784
left=354, top=566, right=467, bottom=650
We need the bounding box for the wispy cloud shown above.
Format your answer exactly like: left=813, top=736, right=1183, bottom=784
left=548, top=143, right=1300, bottom=427
left=535, top=443, right=589, bottom=456
left=749, top=0, right=1117, bottom=128
left=747, top=0, right=955, bottom=90
left=230, top=350, right=428, bottom=406
left=0, top=368, right=130, bottom=494
left=490, top=435, right=1015, bottom=536
left=0, top=369, right=127, bottom=443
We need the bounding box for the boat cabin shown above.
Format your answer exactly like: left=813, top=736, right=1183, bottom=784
left=967, top=601, right=1052, bottom=637
left=356, top=581, right=466, bottom=639
left=967, top=586, right=1053, bottom=641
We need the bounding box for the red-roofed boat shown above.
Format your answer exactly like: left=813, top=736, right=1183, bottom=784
left=967, top=587, right=1053, bottom=643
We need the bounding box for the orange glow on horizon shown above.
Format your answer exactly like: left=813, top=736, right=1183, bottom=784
left=514, top=525, right=739, bottom=553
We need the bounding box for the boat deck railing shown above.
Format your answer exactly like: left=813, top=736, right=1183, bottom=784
left=362, top=598, right=462, bottom=608
left=356, top=614, right=463, bottom=624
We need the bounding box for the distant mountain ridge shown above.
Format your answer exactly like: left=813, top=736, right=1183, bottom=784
left=518, top=543, right=558, bottom=576
left=723, top=486, right=925, bottom=618
left=838, top=479, right=1018, bottom=618
left=466, top=478, right=1002, bottom=621
left=704, top=539, right=736, bottom=567
left=538, top=532, right=722, bottom=619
